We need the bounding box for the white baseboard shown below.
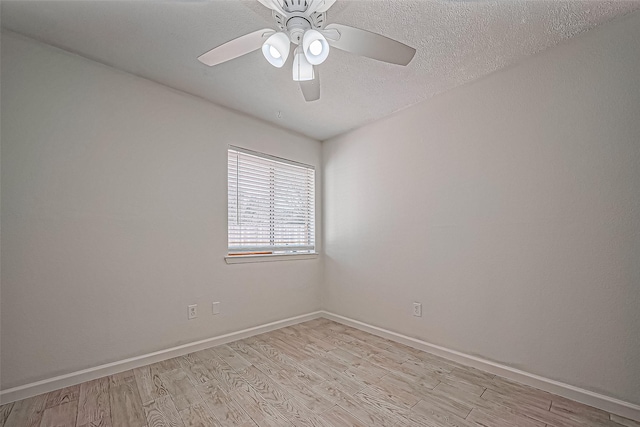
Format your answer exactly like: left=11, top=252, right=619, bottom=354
left=321, top=311, right=640, bottom=423
left=3, top=309, right=639, bottom=423
left=0, top=311, right=322, bottom=405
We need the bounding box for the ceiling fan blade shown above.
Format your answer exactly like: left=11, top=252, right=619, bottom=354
left=324, top=23, right=416, bottom=66
left=198, top=28, right=274, bottom=66
left=299, top=70, right=320, bottom=102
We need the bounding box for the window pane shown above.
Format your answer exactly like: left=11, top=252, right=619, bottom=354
left=228, top=148, right=315, bottom=254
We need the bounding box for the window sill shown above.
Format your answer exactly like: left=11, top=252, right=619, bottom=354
left=225, top=253, right=319, bottom=264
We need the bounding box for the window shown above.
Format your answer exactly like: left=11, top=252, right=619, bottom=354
left=228, top=146, right=315, bottom=256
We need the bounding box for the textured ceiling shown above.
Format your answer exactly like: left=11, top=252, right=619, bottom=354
left=2, top=0, right=639, bottom=140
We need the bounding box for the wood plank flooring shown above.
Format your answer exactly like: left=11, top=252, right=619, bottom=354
left=1, top=318, right=638, bottom=427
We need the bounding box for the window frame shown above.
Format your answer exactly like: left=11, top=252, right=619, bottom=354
left=225, top=146, right=317, bottom=263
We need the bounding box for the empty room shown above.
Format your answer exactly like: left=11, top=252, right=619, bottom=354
left=1, top=0, right=639, bottom=426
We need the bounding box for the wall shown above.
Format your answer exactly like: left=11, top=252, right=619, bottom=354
left=0, top=23, right=3, bottom=392
left=0, top=32, right=322, bottom=390
left=323, top=12, right=640, bottom=405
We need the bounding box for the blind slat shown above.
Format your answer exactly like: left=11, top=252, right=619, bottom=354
left=228, top=148, right=315, bottom=254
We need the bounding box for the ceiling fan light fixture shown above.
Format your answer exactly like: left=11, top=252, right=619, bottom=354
left=269, top=45, right=281, bottom=59
left=293, top=48, right=315, bottom=81
left=309, top=40, right=322, bottom=55
left=262, top=32, right=290, bottom=68
left=302, top=29, right=330, bottom=65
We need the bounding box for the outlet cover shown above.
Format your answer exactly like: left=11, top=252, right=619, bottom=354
left=212, top=302, right=220, bottom=315
left=413, top=302, right=422, bottom=317
left=188, top=304, right=197, bottom=320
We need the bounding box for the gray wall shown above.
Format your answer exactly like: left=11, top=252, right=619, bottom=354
left=0, top=23, right=3, bottom=392
left=1, top=33, right=322, bottom=389
left=323, top=12, right=640, bottom=405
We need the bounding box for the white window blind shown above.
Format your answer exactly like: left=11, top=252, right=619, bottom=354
left=228, top=147, right=315, bottom=255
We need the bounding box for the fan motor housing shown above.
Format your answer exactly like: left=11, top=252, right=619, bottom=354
left=286, top=16, right=312, bottom=43
left=273, top=10, right=326, bottom=44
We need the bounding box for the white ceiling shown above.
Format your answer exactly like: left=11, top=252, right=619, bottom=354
left=2, top=1, right=639, bottom=140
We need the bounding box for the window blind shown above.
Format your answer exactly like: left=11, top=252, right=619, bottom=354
left=228, top=147, right=315, bottom=254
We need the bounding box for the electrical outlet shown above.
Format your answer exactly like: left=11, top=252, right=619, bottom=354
left=212, top=302, right=220, bottom=315
left=188, top=304, right=197, bottom=320
left=413, top=302, right=422, bottom=317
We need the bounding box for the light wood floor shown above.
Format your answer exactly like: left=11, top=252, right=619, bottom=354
left=1, top=318, right=638, bottom=427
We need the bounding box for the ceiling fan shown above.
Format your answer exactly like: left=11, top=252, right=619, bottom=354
left=197, top=0, right=416, bottom=102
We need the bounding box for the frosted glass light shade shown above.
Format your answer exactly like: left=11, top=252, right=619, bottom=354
left=292, top=48, right=315, bottom=81
left=302, top=30, right=329, bottom=65
left=262, top=32, right=290, bottom=68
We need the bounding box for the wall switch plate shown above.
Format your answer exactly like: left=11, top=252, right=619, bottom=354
left=413, top=302, right=422, bottom=317
left=212, top=302, right=220, bottom=315
left=188, top=304, right=197, bottom=320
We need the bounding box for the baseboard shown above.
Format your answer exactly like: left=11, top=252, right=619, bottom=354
left=4, top=309, right=638, bottom=423
left=0, top=311, right=322, bottom=405
left=321, top=311, right=640, bottom=423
